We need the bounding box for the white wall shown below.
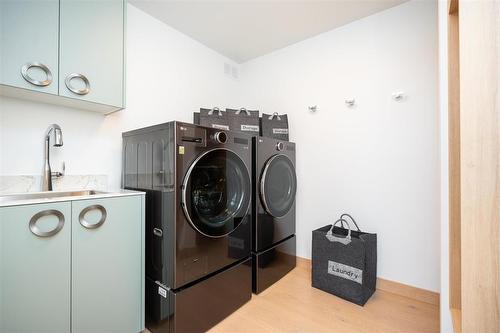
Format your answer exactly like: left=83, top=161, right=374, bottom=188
left=238, top=0, right=440, bottom=292
left=0, top=1, right=441, bottom=293
left=0, top=4, right=240, bottom=189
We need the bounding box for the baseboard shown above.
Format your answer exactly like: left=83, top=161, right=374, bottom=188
left=376, top=277, right=439, bottom=305
left=296, top=256, right=439, bottom=306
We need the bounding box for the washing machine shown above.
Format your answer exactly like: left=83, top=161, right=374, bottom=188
left=252, top=136, right=297, bottom=294
left=122, top=121, right=252, bottom=333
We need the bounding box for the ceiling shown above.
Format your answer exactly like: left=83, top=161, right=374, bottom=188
left=130, top=0, right=408, bottom=63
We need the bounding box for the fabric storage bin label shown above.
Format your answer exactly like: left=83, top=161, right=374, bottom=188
left=212, top=124, right=229, bottom=130
left=328, top=260, right=363, bottom=284
left=241, top=124, right=260, bottom=132
left=272, top=128, right=289, bottom=134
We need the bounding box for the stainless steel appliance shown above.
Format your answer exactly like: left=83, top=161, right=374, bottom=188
left=252, top=136, right=297, bottom=293
left=122, top=121, right=252, bottom=333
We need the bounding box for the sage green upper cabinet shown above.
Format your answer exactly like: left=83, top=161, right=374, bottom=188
left=0, top=0, right=60, bottom=95
left=71, top=196, right=144, bottom=333
left=0, top=202, right=71, bottom=333
left=0, top=0, right=125, bottom=114
left=59, top=0, right=125, bottom=108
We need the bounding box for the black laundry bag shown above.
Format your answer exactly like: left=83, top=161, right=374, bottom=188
left=197, top=107, right=229, bottom=130
left=226, top=108, right=260, bottom=134
left=311, top=214, right=377, bottom=306
left=193, top=111, right=200, bottom=125
left=261, top=112, right=289, bottom=141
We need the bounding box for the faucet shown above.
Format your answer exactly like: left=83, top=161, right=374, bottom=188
left=42, top=124, right=64, bottom=191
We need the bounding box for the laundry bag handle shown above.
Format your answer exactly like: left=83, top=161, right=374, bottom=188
left=268, top=112, right=281, bottom=120
left=208, top=107, right=223, bottom=116
left=235, top=108, right=251, bottom=116
left=326, top=218, right=351, bottom=245
left=340, top=213, right=361, bottom=232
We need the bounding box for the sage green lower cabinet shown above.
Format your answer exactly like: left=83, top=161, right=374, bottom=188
left=71, top=196, right=144, bottom=333
left=0, top=202, right=72, bottom=333
left=0, top=194, right=144, bottom=333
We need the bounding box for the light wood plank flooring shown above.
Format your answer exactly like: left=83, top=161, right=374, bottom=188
left=209, top=260, right=439, bottom=333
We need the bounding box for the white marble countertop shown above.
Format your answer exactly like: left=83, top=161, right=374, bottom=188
left=0, top=175, right=108, bottom=194
left=0, top=189, right=145, bottom=207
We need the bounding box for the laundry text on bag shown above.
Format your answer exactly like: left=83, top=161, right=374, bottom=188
left=327, top=260, right=363, bottom=284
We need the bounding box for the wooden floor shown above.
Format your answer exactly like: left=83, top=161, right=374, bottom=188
left=208, top=260, right=439, bottom=333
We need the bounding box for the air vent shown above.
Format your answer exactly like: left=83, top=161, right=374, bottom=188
left=224, top=63, right=231, bottom=75
left=224, top=62, right=239, bottom=79
left=231, top=66, right=239, bottom=79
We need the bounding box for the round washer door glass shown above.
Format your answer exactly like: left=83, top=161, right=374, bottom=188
left=260, top=154, right=297, bottom=218
left=182, top=148, right=251, bottom=237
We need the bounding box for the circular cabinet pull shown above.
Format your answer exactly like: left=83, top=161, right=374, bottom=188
left=21, top=62, right=53, bottom=87
left=29, top=209, right=65, bottom=237
left=65, top=73, right=90, bottom=95
left=79, top=205, right=107, bottom=229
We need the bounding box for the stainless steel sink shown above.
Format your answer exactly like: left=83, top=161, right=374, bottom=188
left=0, top=190, right=107, bottom=204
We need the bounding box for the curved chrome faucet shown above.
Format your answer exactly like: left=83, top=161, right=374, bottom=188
left=43, top=124, right=64, bottom=191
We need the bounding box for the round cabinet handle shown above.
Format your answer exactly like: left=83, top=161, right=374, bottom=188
left=21, top=62, right=53, bottom=87
left=29, top=209, right=65, bottom=237
left=79, top=205, right=107, bottom=229
left=65, top=73, right=90, bottom=95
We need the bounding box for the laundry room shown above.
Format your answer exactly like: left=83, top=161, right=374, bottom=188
left=0, top=0, right=498, bottom=333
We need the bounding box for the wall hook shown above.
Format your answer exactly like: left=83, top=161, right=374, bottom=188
left=392, top=91, right=405, bottom=101
left=345, top=98, right=355, bottom=107
left=308, top=105, right=318, bottom=112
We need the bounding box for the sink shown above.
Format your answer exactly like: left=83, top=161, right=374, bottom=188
left=0, top=190, right=108, bottom=204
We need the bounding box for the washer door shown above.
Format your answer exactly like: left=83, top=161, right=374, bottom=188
left=182, top=148, right=251, bottom=238
left=260, top=154, right=297, bottom=218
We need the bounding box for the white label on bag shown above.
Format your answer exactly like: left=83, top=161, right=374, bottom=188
left=158, top=286, right=167, bottom=298
left=272, top=128, right=288, bottom=134
left=211, top=124, right=230, bottom=130
left=328, top=261, right=363, bottom=284
left=241, top=125, right=259, bottom=132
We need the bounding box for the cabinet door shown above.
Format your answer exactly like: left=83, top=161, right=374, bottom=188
left=59, top=0, right=124, bottom=107
left=72, top=196, right=143, bottom=333
left=0, top=202, right=71, bottom=333
left=0, top=0, right=59, bottom=94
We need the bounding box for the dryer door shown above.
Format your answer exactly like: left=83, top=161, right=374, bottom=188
left=182, top=148, right=251, bottom=237
left=260, top=154, right=297, bottom=218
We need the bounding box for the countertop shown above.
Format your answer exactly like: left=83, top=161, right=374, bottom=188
left=0, top=189, right=145, bottom=207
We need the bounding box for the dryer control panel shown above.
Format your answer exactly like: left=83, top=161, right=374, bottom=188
left=177, top=122, right=251, bottom=150
left=178, top=124, right=206, bottom=147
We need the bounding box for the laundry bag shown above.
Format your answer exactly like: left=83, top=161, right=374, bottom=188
left=261, top=112, right=289, bottom=141
left=226, top=108, right=260, bottom=134
left=198, top=107, right=230, bottom=130
left=311, top=214, right=377, bottom=306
